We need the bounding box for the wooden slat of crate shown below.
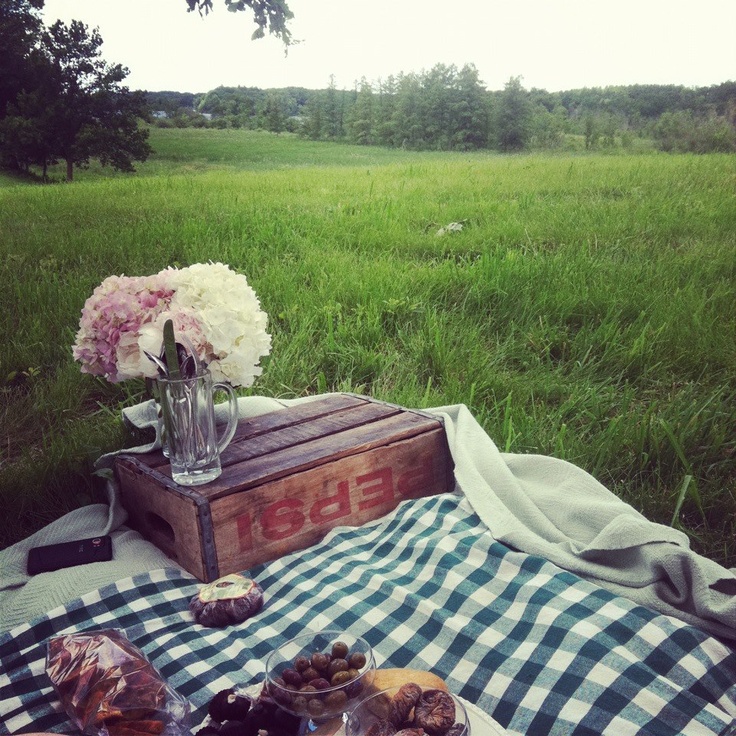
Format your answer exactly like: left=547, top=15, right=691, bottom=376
left=136, top=394, right=399, bottom=475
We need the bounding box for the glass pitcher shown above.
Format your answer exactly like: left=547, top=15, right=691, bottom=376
left=157, top=368, right=237, bottom=486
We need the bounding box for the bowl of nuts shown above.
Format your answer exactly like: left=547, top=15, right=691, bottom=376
left=345, top=683, right=470, bottom=736
left=264, top=630, right=376, bottom=722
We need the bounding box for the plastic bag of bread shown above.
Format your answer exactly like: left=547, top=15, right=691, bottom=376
left=45, top=629, right=190, bottom=736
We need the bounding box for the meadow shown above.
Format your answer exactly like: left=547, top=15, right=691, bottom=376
left=1, top=129, right=734, bottom=567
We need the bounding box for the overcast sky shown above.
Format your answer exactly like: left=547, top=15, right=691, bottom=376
left=41, top=0, right=736, bottom=94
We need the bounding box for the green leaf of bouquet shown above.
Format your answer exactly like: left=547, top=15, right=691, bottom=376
left=163, top=319, right=182, bottom=380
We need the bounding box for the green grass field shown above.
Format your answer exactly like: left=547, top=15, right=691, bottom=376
left=1, top=129, right=735, bottom=567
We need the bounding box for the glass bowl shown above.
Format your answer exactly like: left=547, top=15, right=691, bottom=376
left=264, top=630, right=376, bottom=722
left=346, top=686, right=470, bottom=736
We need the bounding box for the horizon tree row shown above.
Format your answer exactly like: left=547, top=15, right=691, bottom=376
left=178, top=69, right=543, bottom=152
left=182, top=72, right=736, bottom=154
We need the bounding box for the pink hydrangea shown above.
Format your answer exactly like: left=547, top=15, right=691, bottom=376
left=72, top=273, right=174, bottom=382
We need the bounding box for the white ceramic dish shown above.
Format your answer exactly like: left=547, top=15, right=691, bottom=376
left=460, top=696, right=509, bottom=735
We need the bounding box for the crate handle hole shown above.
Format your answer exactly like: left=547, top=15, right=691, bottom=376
left=146, top=512, right=176, bottom=544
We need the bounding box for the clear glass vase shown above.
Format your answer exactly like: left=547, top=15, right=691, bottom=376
left=156, top=368, right=238, bottom=486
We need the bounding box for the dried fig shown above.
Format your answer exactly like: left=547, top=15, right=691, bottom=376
left=413, top=690, right=456, bottom=736
left=371, top=669, right=448, bottom=694
left=389, top=683, right=423, bottom=726
left=207, top=689, right=251, bottom=722
left=366, top=721, right=397, bottom=736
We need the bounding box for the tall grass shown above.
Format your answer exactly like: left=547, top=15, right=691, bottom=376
left=1, top=129, right=735, bottom=566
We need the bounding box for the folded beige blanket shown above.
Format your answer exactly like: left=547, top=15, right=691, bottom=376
left=433, top=402, right=736, bottom=641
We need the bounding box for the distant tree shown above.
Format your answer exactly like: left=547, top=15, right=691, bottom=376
left=323, top=75, right=343, bottom=139
left=260, top=91, right=287, bottom=132
left=0, top=46, right=59, bottom=175
left=653, top=110, right=736, bottom=153
left=422, top=63, right=456, bottom=149
left=705, top=81, right=736, bottom=117
left=0, top=0, right=44, bottom=121
left=1, top=19, right=151, bottom=180
left=200, top=89, right=225, bottom=116
left=600, top=113, right=618, bottom=148
left=494, top=76, right=532, bottom=151
left=583, top=114, right=599, bottom=149
left=530, top=104, right=565, bottom=149
left=0, top=0, right=48, bottom=174
left=185, top=0, right=294, bottom=45
left=392, top=72, right=423, bottom=148
left=347, top=78, right=374, bottom=145
left=300, top=92, right=324, bottom=140
left=147, top=91, right=198, bottom=116
left=375, top=75, right=398, bottom=146
left=451, top=63, right=489, bottom=149
left=529, top=87, right=558, bottom=114
left=627, top=84, right=686, bottom=119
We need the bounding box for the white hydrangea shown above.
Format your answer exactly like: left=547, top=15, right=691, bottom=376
left=163, top=262, right=272, bottom=387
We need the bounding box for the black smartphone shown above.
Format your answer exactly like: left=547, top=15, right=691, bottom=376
left=27, top=535, right=113, bottom=575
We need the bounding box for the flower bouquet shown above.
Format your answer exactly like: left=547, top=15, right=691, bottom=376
left=73, top=262, right=271, bottom=387
left=73, top=262, right=271, bottom=485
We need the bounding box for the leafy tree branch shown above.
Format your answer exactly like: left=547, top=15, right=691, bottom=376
left=185, top=0, right=294, bottom=45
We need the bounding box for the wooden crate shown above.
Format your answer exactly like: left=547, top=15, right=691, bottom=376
left=115, top=394, right=454, bottom=582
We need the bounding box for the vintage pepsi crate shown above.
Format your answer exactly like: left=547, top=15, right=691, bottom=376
left=115, top=394, right=454, bottom=582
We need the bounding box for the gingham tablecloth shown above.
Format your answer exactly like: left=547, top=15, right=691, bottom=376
left=1, top=494, right=735, bottom=736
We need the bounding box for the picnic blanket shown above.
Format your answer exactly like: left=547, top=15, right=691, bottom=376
left=2, top=493, right=736, bottom=736
left=3, top=393, right=735, bottom=640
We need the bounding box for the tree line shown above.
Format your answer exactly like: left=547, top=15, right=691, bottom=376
left=2, top=0, right=734, bottom=183
left=159, top=72, right=736, bottom=154
left=0, top=0, right=292, bottom=181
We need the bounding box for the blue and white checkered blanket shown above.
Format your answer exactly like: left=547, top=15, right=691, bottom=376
left=1, top=494, right=735, bottom=735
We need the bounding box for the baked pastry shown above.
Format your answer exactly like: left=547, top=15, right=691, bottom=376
left=189, top=574, right=264, bottom=627
left=371, top=668, right=449, bottom=693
